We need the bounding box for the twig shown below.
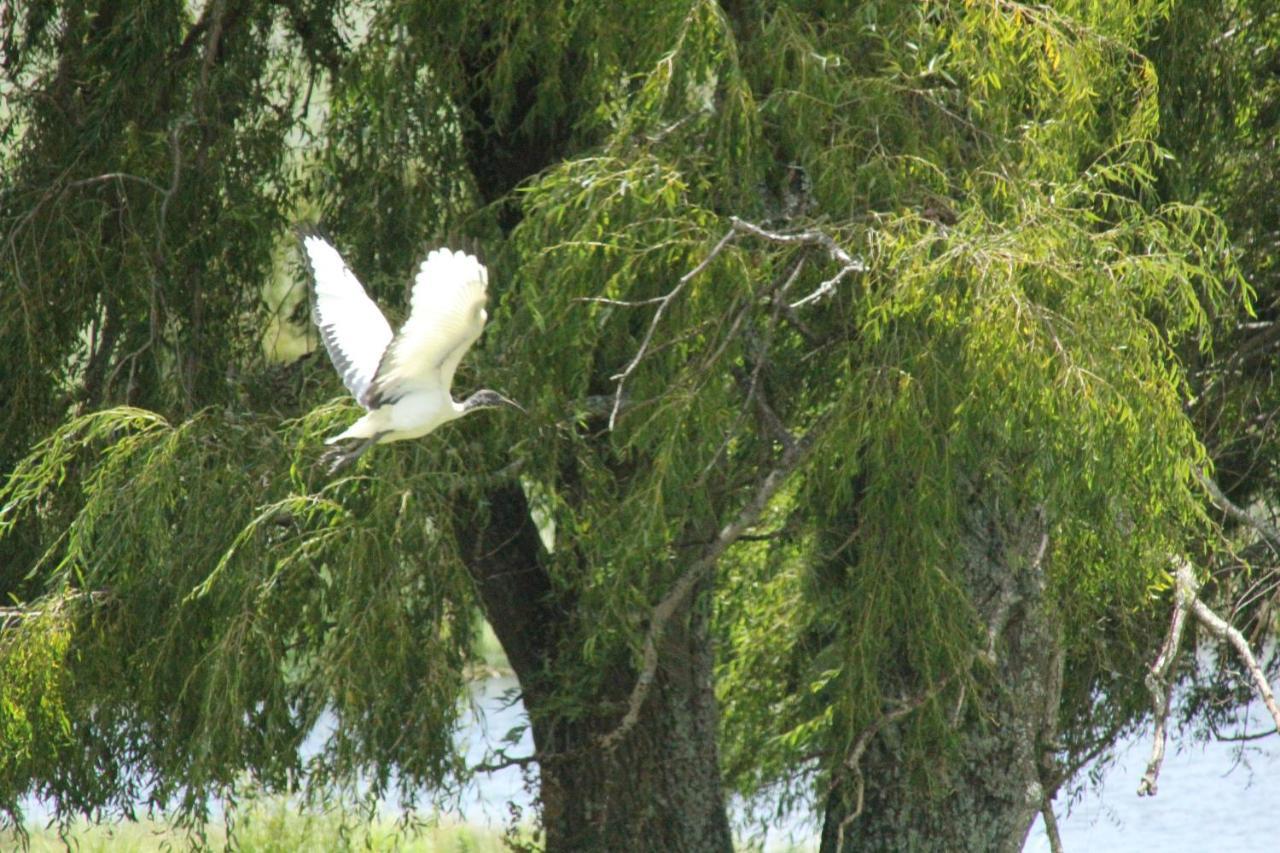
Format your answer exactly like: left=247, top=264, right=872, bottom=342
left=1040, top=798, right=1065, bottom=853
left=1137, top=560, right=1193, bottom=797
left=791, top=263, right=864, bottom=309
left=0, top=589, right=109, bottom=628
left=1175, top=561, right=1280, bottom=735
left=575, top=295, right=670, bottom=308
left=1195, top=468, right=1280, bottom=553
left=831, top=683, right=946, bottom=848
left=471, top=753, right=539, bottom=774
left=727, top=216, right=866, bottom=308
left=1212, top=728, right=1279, bottom=743
left=608, top=226, right=738, bottom=430
left=597, top=424, right=813, bottom=751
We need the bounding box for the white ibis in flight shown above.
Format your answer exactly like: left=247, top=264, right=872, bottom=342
left=297, top=228, right=522, bottom=471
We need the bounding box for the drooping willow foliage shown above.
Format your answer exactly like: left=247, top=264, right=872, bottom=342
left=0, top=0, right=1268, bottom=841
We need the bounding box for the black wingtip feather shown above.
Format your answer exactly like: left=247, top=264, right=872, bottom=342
left=294, top=222, right=331, bottom=243
left=438, top=231, right=487, bottom=267
left=295, top=223, right=335, bottom=287
left=294, top=223, right=344, bottom=266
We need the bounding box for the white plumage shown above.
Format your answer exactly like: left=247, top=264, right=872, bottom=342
left=298, top=229, right=521, bottom=469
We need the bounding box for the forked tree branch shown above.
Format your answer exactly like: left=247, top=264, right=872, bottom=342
left=728, top=217, right=866, bottom=307
left=595, top=217, right=859, bottom=748
left=597, top=416, right=814, bottom=752
left=1195, top=468, right=1280, bottom=553
left=1139, top=558, right=1280, bottom=796
left=605, top=218, right=864, bottom=430
left=830, top=681, right=949, bottom=848
left=1175, top=562, right=1280, bottom=735
left=1138, top=561, right=1194, bottom=797
left=608, top=226, right=738, bottom=429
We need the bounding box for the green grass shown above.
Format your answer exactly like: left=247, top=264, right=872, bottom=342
left=11, top=804, right=819, bottom=851
left=11, top=803, right=528, bottom=852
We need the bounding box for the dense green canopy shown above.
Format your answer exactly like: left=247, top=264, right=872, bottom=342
left=2, top=0, right=1277, bottom=848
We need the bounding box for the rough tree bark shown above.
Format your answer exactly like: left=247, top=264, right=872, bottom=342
left=821, top=488, right=1062, bottom=852
left=443, top=38, right=735, bottom=845
left=455, top=483, right=734, bottom=851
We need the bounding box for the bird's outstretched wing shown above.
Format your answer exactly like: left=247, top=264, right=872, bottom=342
left=367, top=248, right=488, bottom=406
left=298, top=228, right=394, bottom=407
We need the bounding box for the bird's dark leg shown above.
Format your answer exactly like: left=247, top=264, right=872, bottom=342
left=321, top=433, right=386, bottom=473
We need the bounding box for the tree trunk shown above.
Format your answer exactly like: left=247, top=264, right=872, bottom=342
left=536, top=591, right=732, bottom=850
left=821, top=493, right=1063, bottom=852
left=457, top=484, right=733, bottom=851
left=448, top=37, right=732, bottom=845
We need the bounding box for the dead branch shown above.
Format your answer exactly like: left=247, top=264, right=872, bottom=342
left=605, top=218, right=864, bottom=430
left=1137, top=560, right=1193, bottom=796
left=1040, top=797, right=1064, bottom=853
left=728, top=216, right=866, bottom=308
left=597, top=417, right=813, bottom=752
left=1139, top=557, right=1280, bottom=796
left=831, top=683, right=947, bottom=848
left=1175, top=562, right=1280, bottom=735
left=1195, top=468, right=1280, bottom=554
left=608, top=226, right=738, bottom=430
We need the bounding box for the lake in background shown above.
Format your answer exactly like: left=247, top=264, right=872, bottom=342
left=22, top=674, right=1280, bottom=849
left=461, top=677, right=1280, bottom=851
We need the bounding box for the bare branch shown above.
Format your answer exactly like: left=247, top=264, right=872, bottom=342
left=1040, top=798, right=1065, bottom=853
left=727, top=216, right=866, bottom=308
left=1139, top=556, right=1280, bottom=796
left=604, top=218, right=865, bottom=430
left=471, top=753, right=539, bottom=774
left=832, top=683, right=947, bottom=848
left=1175, top=562, right=1280, bottom=735
left=0, top=589, right=110, bottom=629
left=597, top=425, right=813, bottom=751
left=608, top=226, right=738, bottom=430
left=729, top=217, right=856, bottom=264
left=575, top=295, right=669, bottom=308
left=1137, top=560, right=1193, bottom=797
left=1195, top=468, right=1280, bottom=553
left=791, top=263, right=864, bottom=309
